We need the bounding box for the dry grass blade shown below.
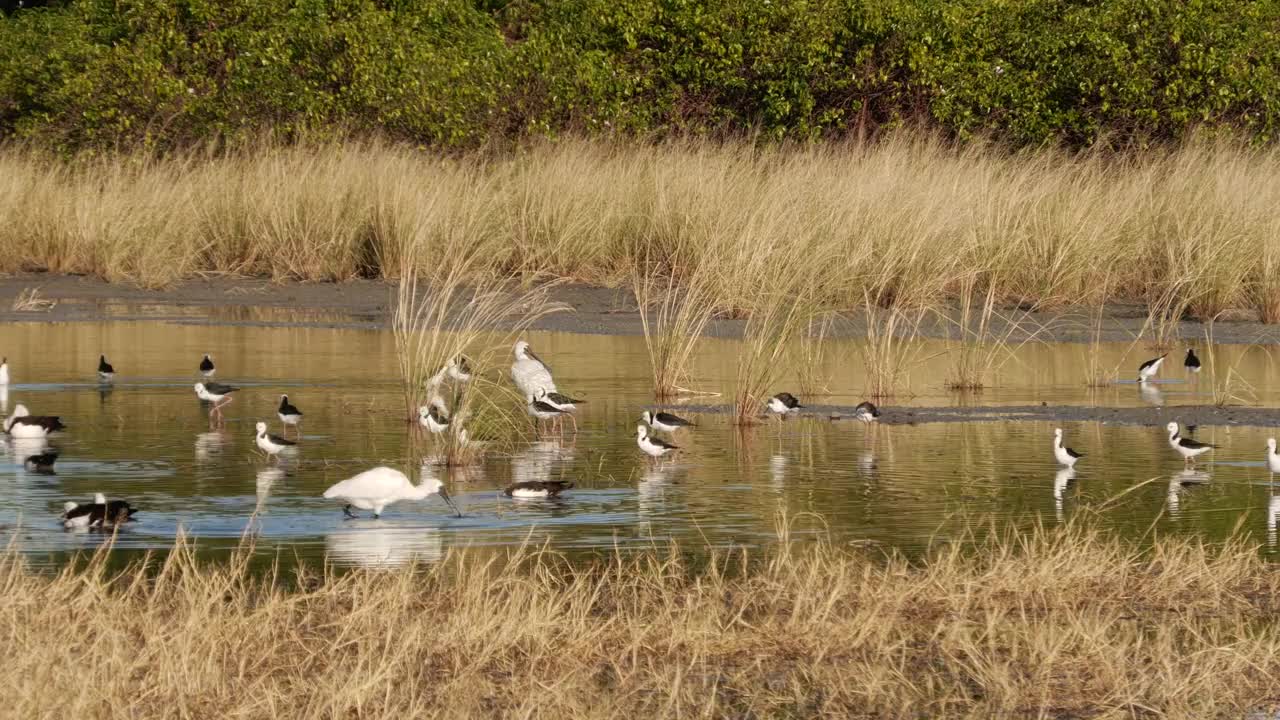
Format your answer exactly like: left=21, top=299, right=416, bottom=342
left=631, top=261, right=720, bottom=399
left=10, top=287, right=55, bottom=312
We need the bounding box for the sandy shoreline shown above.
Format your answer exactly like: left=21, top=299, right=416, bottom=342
left=3, top=273, right=1280, bottom=346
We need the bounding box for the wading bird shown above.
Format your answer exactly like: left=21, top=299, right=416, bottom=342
left=1184, top=348, right=1201, bottom=374
left=418, top=399, right=450, bottom=434
left=637, top=425, right=678, bottom=462
left=322, top=466, right=459, bottom=519
left=642, top=410, right=695, bottom=434
left=195, top=382, right=238, bottom=425
left=1137, top=353, right=1166, bottom=383
left=1052, top=428, right=1083, bottom=468
left=278, top=394, right=303, bottom=436
left=199, top=354, right=215, bottom=377
left=1267, top=438, right=1280, bottom=477
left=767, top=392, right=803, bottom=416
left=254, top=421, right=296, bottom=462
left=97, top=355, right=115, bottom=382
left=512, top=341, right=556, bottom=398
left=4, top=404, right=65, bottom=438
left=61, top=493, right=138, bottom=530
left=1166, top=422, right=1214, bottom=466
left=504, top=479, right=574, bottom=498
left=0, top=357, right=9, bottom=385
left=854, top=401, right=881, bottom=423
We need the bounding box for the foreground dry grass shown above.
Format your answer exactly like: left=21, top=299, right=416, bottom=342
left=2, top=136, right=1279, bottom=326
left=3, top=527, right=1279, bottom=719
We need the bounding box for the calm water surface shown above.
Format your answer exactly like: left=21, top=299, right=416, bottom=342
left=3, top=315, right=1280, bottom=569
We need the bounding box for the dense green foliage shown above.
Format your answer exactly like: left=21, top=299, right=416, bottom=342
left=2, top=0, right=1279, bottom=150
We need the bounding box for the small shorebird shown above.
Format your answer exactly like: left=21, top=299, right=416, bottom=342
left=1052, top=428, right=1083, bottom=468
left=767, top=392, right=803, bottom=416
left=322, top=466, right=459, bottom=519
left=418, top=399, right=450, bottom=434
left=1166, top=422, right=1214, bottom=466
left=854, top=401, right=881, bottom=423
left=24, top=451, right=57, bottom=474
left=195, top=382, right=238, bottom=425
left=1137, top=353, right=1166, bottom=383
left=527, top=392, right=569, bottom=431
left=254, top=421, right=296, bottom=463
left=61, top=493, right=138, bottom=530
left=1184, top=348, right=1201, bottom=374
left=97, top=354, right=115, bottom=382
left=448, top=355, right=473, bottom=383
left=637, top=425, right=678, bottom=462
left=642, top=410, right=696, bottom=434
left=0, top=357, right=9, bottom=385
left=512, top=341, right=556, bottom=398
left=277, top=394, right=303, bottom=436
left=537, top=388, right=583, bottom=432
left=4, top=404, right=65, bottom=438
left=1267, top=438, right=1280, bottom=476
left=199, top=354, right=215, bottom=377
left=504, top=479, right=574, bottom=498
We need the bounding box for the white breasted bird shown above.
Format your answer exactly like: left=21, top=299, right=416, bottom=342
left=1052, top=428, right=1083, bottom=468
left=254, top=421, right=296, bottom=462
left=1137, top=353, right=1166, bottom=383
left=418, top=399, right=450, bottom=434
left=1166, top=422, right=1214, bottom=465
left=277, top=394, right=303, bottom=436
left=854, top=401, right=881, bottom=423
left=637, top=425, right=678, bottom=461
left=767, top=392, right=803, bottom=416
left=97, top=354, right=115, bottom=381
left=194, top=382, right=238, bottom=425
left=512, top=341, right=556, bottom=399
left=504, top=480, right=574, bottom=498
left=0, top=357, right=9, bottom=385
left=1267, top=438, right=1280, bottom=475
left=322, top=466, right=459, bottom=519
left=4, top=404, right=65, bottom=438
left=1184, top=349, right=1201, bottom=373
left=642, top=410, right=696, bottom=434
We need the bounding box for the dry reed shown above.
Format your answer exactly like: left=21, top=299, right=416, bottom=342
left=2, top=137, right=1278, bottom=327
left=3, top=524, right=1279, bottom=718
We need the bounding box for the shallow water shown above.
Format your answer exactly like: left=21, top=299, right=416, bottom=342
left=3, top=317, right=1280, bottom=569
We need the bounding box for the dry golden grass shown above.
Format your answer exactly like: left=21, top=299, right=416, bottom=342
left=1, top=136, right=1277, bottom=318
left=3, top=525, right=1279, bottom=719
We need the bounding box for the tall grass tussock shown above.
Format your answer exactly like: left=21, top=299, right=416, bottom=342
left=4, top=525, right=1279, bottom=718
left=3, top=137, right=1280, bottom=329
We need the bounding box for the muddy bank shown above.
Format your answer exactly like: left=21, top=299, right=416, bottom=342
left=2, top=273, right=1280, bottom=345
left=667, top=402, right=1280, bottom=429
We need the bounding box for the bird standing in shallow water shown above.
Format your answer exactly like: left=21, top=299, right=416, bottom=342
left=1137, top=353, right=1166, bottom=383
left=278, top=394, right=303, bottom=437
left=254, top=421, right=296, bottom=463
left=527, top=393, right=569, bottom=432
left=418, top=399, right=450, bottom=434
left=322, top=466, right=459, bottom=519
left=1184, top=349, right=1201, bottom=374
left=1266, top=438, right=1280, bottom=477
left=199, top=354, right=215, bottom=377
left=0, top=357, right=9, bottom=385
left=642, top=410, right=695, bottom=434
left=537, top=387, right=583, bottom=432
left=767, top=392, right=803, bottom=416
left=1052, top=428, right=1083, bottom=468
left=1166, top=422, right=1214, bottom=466
left=4, top=404, right=65, bottom=438
left=195, top=382, right=238, bottom=427
left=854, top=401, right=881, bottom=423
left=637, top=425, right=678, bottom=463
left=511, top=341, right=556, bottom=399
left=97, top=355, right=115, bottom=382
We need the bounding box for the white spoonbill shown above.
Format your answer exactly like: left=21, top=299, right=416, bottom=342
left=322, top=466, right=460, bottom=519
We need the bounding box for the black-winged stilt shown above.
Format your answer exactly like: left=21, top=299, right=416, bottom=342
left=1184, top=349, right=1201, bottom=373
left=278, top=394, right=303, bottom=436
left=1166, top=422, right=1214, bottom=465
left=1052, top=428, right=1083, bottom=468
left=418, top=399, right=450, bottom=434
left=195, top=382, right=238, bottom=425
left=512, top=341, right=556, bottom=398
left=0, top=357, right=9, bottom=385
left=448, top=355, right=473, bottom=383
left=1137, top=353, right=1166, bottom=383
left=537, top=388, right=582, bottom=431
left=504, top=479, right=573, bottom=498
left=322, top=466, right=459, bottom=518
left=97, top=354, right=115, bottom=381
left=854, top=401, right=881, bottom=423
left=61, top=493, right=138, bottom=529
left=254, top=421, right=296, bottom=462
left=24, top=451, right=57, bottom=474
left=4, top=404, right=65, bottom=438
left=1267, top=438, right=1280, bottom=475
left=199, top=354, right=215, bottom=377
left=642, top=410, right=695, bottom=434
left=527, top=393, right=569, bottom=430
left=637, top=425, right=678, bottom=462
left=767, top=392, right=803, bottom=416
